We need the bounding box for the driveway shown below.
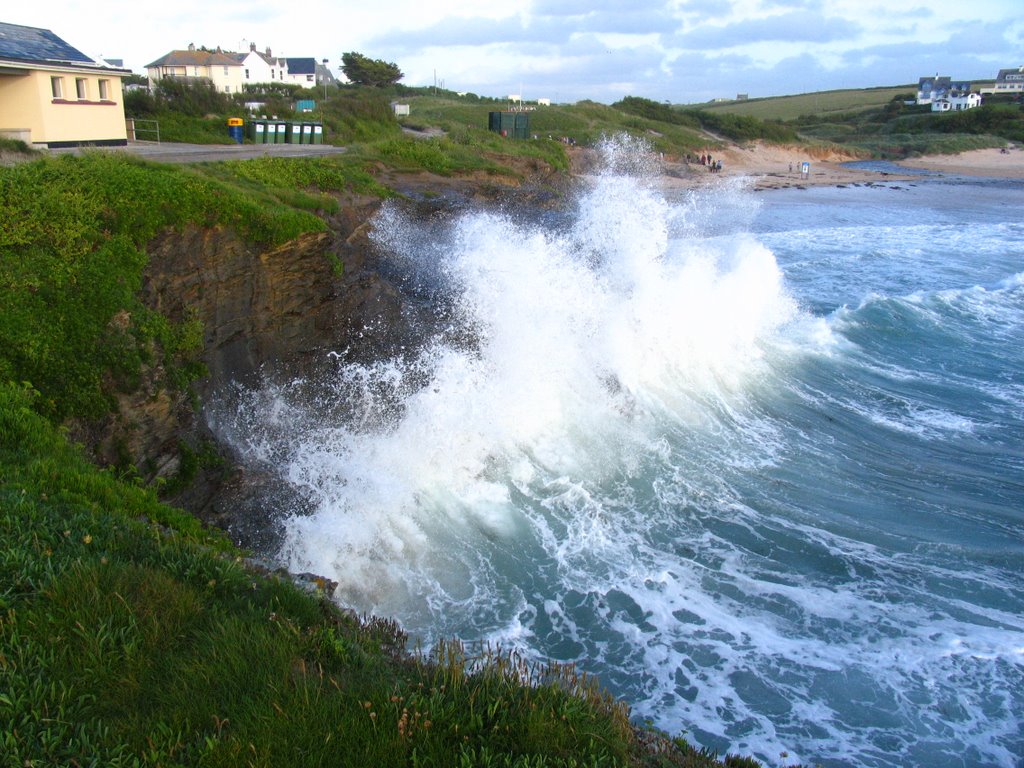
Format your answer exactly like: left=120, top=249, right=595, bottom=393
left=49, top=141, right=347, bottom=164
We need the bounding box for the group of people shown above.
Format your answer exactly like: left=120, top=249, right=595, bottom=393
left=700, top=153, right=723, bottom=173
left=684, top=152, right=723, bottom=173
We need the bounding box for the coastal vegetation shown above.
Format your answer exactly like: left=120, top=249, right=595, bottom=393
left=0, top=146, right=762, bottom=765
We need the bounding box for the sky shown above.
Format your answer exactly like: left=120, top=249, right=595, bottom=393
left=7, top=0, right=1022, bottom=104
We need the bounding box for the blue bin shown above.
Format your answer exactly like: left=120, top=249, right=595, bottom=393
left=227, top=117, right=244, bottom=144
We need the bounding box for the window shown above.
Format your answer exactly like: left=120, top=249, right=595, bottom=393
left=223, top=66, right=229, bottom=75
left=224, top=86, right=231, bottom=93
left=245, top=68, right=250, bottom=79
left=306, top=75, right=314, bottom=82
left=50, top=76, right=63, bottom=98
left=271, top=70, right=275, bottom=79
left=98, top=79, right=109, bottom=100
left=76, top=78, right=88, bottom=99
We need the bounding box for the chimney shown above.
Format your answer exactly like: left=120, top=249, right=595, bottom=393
left=188, top=43, right=195, bottom=51
left=216, top=45, right=222, bottom=53
left=250, top=42, right=256, bottom=52
left=265, top=46, right=272, bottom=57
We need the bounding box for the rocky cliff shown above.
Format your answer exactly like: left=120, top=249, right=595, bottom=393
left=93, top=167, right=567, bottom=541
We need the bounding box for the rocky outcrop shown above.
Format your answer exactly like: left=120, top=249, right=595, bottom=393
left=89, top=196, right=424, bottom=522
left=90, top=166, right=568, bottom=532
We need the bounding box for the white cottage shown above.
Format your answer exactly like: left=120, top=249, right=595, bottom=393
left=932, top=92, right=982, bottom=112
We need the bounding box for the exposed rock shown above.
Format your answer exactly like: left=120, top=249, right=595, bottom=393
left=95, top=166, right=568, bottom=543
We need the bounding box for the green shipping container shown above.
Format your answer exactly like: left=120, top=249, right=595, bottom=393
left=488, top=111, right=529, bottom=139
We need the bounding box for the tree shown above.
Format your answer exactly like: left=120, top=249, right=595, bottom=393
left=340, top=52, right=404, bottom=88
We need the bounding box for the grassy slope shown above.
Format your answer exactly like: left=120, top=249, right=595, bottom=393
left=400, top=96, right=710, bottom=156
left=696, top=85, right=1022, bottom=156
left=698, top=86, right=916, bottom=121
left=1, top=150, right=764, bottom=767
left=1, top=382, right=701, bottom=768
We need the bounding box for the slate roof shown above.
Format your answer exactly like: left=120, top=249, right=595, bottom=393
left=146, top=49, right=240, bottom=69
left=284, top=57, right=316, bottom=75
left=0, top=21, right=94, bottom=64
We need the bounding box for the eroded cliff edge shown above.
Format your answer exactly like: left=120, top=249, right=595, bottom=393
left=86, top=169, right=569, bottom=548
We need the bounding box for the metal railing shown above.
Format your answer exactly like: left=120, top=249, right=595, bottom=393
left=126, top=118, right=160, bottom=143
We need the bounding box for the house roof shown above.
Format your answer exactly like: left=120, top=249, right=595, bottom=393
left=146, top=49, right=241, bottom=69
left=235, top=49, right=283, bottom=67
left=0, top=21, right=94, bottom=64
left=284, top=57, right=316, bottom=75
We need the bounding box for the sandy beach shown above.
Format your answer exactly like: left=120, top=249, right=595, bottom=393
left=654, top=142, right=1024, bottom=191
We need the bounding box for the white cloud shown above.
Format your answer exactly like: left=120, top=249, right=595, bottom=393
left=5, top=0, right=1019, bottom=103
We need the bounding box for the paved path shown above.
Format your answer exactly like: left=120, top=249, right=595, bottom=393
left=49, top=141, right=347, bottom=164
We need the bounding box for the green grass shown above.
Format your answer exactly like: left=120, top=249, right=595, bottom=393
left=698, top=86, right=917, bottom=121
left=0, top=380, right=764, bottom=767
left=0, top=137, right=36, bottom=156
left=0, top=152, right=327, bottom=422
left=397, top=96, right=710, bottom=157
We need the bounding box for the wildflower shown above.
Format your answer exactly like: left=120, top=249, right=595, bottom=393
left=83, top=534, right=92, bottom=544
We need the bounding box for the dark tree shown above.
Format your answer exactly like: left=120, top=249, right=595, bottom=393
left=340, top=52, right=404, bottom=87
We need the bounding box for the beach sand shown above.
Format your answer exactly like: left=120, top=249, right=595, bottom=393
left=647, top=142, right=1024, bottom=192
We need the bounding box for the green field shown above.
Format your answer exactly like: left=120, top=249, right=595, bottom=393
left=697, top=86, right=918, bottom=121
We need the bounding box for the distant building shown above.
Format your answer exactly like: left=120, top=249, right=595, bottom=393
left=146, top=44, right=243, bottom=93
left=932, top=92, right=982, bottom=112
left=282, top=58, right=317, bottom=87
left=984, top=65, right=1024, bottom=95
left=235, top=44, right=287, bottom=87
left=917, top=76, right=972, bottom=104
left=917, top=76, right=978, bottom=110
left=0, top=20, right=130, bottom=148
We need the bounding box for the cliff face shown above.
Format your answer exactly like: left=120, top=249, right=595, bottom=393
left=89, top=196, right=422, bottom=523
left=92, top=164, right=569, bottom=531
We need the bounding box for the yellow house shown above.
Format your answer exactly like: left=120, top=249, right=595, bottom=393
left=0, top=21, right=130, bottom=148
left=145, top=44, right=244, bottom=95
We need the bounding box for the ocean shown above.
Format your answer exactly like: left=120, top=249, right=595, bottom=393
left=220, top=138, right=1024, bottom=767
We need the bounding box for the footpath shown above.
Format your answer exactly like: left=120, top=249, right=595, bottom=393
left=47, top=141, right=347, bottom=164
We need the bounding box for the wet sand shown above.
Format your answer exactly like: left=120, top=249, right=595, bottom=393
left=652, top=142, right=1024, bottom=192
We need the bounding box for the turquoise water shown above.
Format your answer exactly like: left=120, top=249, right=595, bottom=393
left=223, top=142, right=1024, bottom=767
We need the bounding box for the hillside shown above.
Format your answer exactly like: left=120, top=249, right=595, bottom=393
left=697, top=85, right=917, bottom=121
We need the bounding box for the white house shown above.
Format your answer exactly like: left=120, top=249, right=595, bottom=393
left=236, top=44, right=287, bottom=86
left=932, top=92, right=982, bottom=112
